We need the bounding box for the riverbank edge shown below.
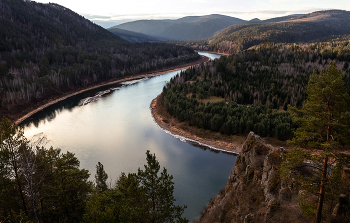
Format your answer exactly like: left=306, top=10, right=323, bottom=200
left=150, top=94, right=242, bottom=154
left=194, top=50, right=230, bottom=56
left=15, top=55, right=210, bottom=125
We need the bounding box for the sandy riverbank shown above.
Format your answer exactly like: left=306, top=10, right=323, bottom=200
left=15, top=55, right=210, bottom=125
left=150, top=94, right=243, bottom=154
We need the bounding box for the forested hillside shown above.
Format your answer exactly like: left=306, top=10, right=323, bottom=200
left=161, top=40, right=350, bottom=140
left=0, top=0, right=199, bottom=120
left=182, top=10, right=350, bottom=54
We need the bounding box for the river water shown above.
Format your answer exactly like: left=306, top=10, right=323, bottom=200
left=22, top=52, right=237, bottom=221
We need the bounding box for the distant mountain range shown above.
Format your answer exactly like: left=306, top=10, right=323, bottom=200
left=110, top=10, right=350, bottom=49
left=109, top=14, right=245, bottom=41
left=107, top=14, right=306, bottom=42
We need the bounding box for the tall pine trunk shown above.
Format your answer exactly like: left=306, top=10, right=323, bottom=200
left=316, top=156, right=328, bottom=223
left=13, top=158, right=28, bottom=216
left=316, top=118, right=331, bottom=223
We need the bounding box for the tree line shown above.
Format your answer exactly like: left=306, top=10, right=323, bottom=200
left=0, top=118, right=187, bottom=223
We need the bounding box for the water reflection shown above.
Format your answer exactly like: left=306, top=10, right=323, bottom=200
left=187, top=141, right=236, bottom=155
left=22, top=52, right=235, bottom=221
left=21, top=82, right=125, bottom=128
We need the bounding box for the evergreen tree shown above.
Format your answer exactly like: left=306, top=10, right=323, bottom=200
left=283, top=62, right=350, bottom=222
left=84, top=151, right=188, bottom=223
left=0, top=117, right=92, bottom=222
left=95, top=162, right=108, bottom=193
left=137, top=150, right=188, bottom=223
left=0, top=117, right=29, bottom=216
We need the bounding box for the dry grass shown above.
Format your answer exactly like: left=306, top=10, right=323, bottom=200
left=200, top=96, right=225, bottom=104
left=186, top=93, right=195, bottom=98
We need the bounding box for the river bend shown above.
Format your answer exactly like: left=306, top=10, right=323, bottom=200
left=22, top=52, right=237, bottom=221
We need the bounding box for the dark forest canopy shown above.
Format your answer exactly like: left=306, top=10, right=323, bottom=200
left=0, top=0, right=200, bottom=120
left=162, top=41, right=350, bottom=140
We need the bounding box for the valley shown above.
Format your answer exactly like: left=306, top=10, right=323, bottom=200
left=20, top=52, right=234, bottom=222
left=1, top=0, right=350, bottom=222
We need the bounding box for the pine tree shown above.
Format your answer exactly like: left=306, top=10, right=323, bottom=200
left=0, top=117, right=29, bottom=216
left=84, top=151, right=188, bottom=223
left=284, top=62, right=350, bottom=222
left=137, top=150, right=188, bottom=223
left=95, top=162, right=108, bottom=193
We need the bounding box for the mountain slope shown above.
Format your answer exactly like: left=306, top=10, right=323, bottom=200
left=261, top=14, right=303, bottom=23
left=0, top=0, right=128, bottom=52
left=209, top=10, right=350, bottom=54
left=107, top=27, right=160, bottom=42
left=113, top=14, right=245, bottom=41
left=285, top=9, right=350, bottom=22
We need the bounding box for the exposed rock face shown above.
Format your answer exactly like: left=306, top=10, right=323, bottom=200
left=196, top=132, right=307, bottom=223
left=331, top=194, right=350, bottom=223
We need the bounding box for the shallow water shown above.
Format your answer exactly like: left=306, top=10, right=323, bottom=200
left=22, top=52, right=237, bottom=221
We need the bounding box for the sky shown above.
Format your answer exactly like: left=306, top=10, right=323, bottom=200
left=34, top=0, right=350, bottom=28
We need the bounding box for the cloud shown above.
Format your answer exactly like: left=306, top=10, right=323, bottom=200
left=83, top=14, right=113, bottom=20
left=189, top=0, right=211, bottom=2
left=222, top=10, right=289, bottom=15
left=269, top=0, right=294, bottom=3
left=82, top=12, right=196, bottom=21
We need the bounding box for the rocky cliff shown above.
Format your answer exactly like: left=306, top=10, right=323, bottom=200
left=196, top=132, right=308, bottom=223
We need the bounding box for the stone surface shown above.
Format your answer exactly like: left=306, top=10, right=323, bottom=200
left=196, top=132, right=308, bottom=223
left=331, top=194, right=349, bottom=223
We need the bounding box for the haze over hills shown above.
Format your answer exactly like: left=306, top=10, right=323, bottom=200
left=108, top=13, right=304, bottom=42
left=110, top=14, right=245, bottom=41
left=108, top=27, right=160, bottom=42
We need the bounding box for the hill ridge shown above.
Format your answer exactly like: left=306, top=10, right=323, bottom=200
left=113, top=14, right=245, bottom=41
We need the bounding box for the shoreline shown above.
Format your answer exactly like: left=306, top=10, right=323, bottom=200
left=150, top=94, right=242, bottom=154
left=194, top=50, right=230, bottom=56
left=15, top=55, right=210, bottom=125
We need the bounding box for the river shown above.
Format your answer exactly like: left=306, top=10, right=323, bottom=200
left=22, top=52, right=237, bottom=221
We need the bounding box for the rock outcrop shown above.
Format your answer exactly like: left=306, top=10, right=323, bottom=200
left=196, top=132, right=308, bottom=223
left=331, top=194, right=350, bottom=223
